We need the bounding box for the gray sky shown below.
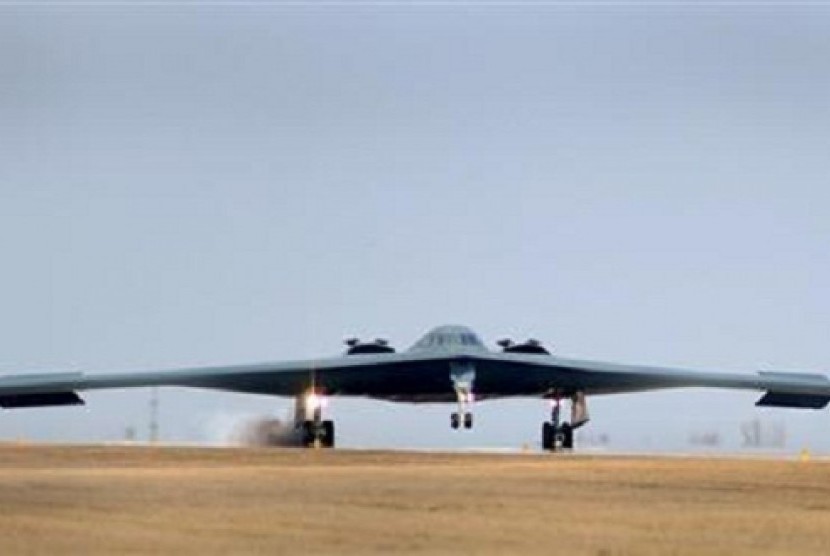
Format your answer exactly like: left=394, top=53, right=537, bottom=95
left=1, top=3, right=829, bottom=452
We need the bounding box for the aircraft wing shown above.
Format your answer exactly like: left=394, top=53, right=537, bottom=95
left=1, top=350, right=829, bottom=409
left=0, top=351, right=453, bottom=407
left=470, top=352, right=830, bottom=408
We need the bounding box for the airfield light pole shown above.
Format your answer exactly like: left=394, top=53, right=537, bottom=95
left=149, top=387, right=159, bottom=443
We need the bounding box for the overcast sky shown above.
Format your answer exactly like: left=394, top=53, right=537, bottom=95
left=1, top=3, right=829, bottom=452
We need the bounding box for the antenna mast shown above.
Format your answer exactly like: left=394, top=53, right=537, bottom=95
left=149, top=387, right=159, bottom=443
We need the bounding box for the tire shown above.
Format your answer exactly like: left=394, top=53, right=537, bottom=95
left=554, top=429, right=566, bottom=449
left=542, top=422, right=553, bottom=451
left=321, top=420, right=335, bottom=448
left=301, top=420, right=316, bottom=448
left=561, top=422, right=574, bottom=450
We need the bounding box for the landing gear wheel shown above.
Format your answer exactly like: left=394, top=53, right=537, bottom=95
left=301, top=420, right=316, bottom=448
left=542, top=422, right=554, bottom=451
left=321, top=420, right=335, bottom=448
left=553, top=428, right=566, bottom=449
left=561, top=422, right=574, bottom=450
left=463, top=412, right=473, bottom=429
left=450, top=412, right=460, bottom=429
left=299, top=419, right=335, bottom=448
left=542, top=422, right=574, bottom=452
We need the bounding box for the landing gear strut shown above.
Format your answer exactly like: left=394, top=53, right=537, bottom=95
left=295, top=391, right=335, bottom=448
left=542, top=392, right=589, bottom=452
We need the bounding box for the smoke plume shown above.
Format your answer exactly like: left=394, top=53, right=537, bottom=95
left=228, top=415, right=303, bottom=447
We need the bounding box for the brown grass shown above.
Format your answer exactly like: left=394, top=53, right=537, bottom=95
left=1, top=444, right=830, bottom=555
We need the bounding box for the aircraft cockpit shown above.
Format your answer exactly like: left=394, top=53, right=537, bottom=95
left=409, top=325, right=487, bottom=352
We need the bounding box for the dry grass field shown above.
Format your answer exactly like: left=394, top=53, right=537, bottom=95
left=1, top=444, right=830, bottom=555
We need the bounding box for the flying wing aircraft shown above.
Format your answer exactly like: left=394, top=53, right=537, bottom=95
left=1, top=324, right=828, bottom=451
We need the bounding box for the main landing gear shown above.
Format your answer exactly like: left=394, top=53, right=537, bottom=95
left=295, top=391, right=335, bottom=448
left=542, top=392, right=589, bottom=452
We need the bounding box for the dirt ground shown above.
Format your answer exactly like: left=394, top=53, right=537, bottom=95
left=1, top=444, right=829, bottom=555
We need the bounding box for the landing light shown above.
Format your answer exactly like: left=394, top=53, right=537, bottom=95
left=306, top=392, right=328, bottom=409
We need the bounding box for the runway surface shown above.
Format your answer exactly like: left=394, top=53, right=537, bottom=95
left=2, top=443, right=830, bottom=555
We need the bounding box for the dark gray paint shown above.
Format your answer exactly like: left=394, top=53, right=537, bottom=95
left=1, top=326, right=827, bottom=412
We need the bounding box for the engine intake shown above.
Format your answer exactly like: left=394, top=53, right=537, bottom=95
left=498, top=338, right=551, bottom=355
left=344, top=338, right=396, bottom=355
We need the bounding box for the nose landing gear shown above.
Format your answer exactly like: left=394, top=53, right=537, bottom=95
left=450, top=362, right=476, bottom=431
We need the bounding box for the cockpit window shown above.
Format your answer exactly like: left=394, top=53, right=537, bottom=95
left=409, top=326, right=487, bottom=352
left=464, top=333, right=480, bottom=345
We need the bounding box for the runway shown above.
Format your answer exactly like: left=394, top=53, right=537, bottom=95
left=2, top=443, right=829, bottom=555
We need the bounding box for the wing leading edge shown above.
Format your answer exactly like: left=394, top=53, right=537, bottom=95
left=0, top=351, right=829, bottom=408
